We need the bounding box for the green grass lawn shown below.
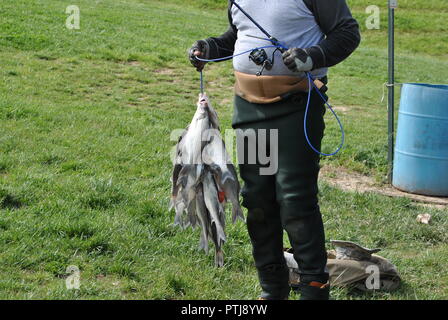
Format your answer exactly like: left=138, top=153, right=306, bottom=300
left=0, top=0, right=447, bottom=299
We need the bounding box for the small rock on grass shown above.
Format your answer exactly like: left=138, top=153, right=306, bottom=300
left=416, top=213, right=431, bottom=225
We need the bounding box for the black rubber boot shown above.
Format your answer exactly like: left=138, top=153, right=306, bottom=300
left=258, top=264, right=290, bottom=300
left=297, top=282, right=330, bottom=300
left=246, top=207, right=290, bottom=300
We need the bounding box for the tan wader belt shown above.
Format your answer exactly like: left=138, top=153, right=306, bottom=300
left=234, top=70, right=325, bottom=104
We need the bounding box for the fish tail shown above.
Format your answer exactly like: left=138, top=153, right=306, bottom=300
left=173, top=210, right=183, bottom=227
left=219, top=205, right=226, bottom=229
left=210, top=220, right=226, bottom=247
left=187, top=199, right=197, bottom=228
left=232, top=206, right=246, bottom=224
left=216, top=223, right=227, bottom=243
left=189, top=214, right=197, bottom=229
left=215, top=249, right=224, bottom=267
left=173, top=201, right=187, bottom=228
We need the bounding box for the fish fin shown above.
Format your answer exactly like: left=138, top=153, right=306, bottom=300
left=171, top=164, right=183, bottom=195
left=220, top=170, right=235, bottom=185
left=199, top=231, right=209, bottom=254
left=209, top=164, right=235, bottom=187
left=187, top=199, right=197, bottom=228
left=180, top=188, right=189, bottom=207
left=227, top=164, right=240, bottom=190
left=219, top=205, right=226, bottom=229
left=176, top=174, right=188, bottom=189
left=212, top=221, right=226, bottom=244
left=174, top=200, right=193, bottom=229
left=207, top=103, right=221, bottom=130
left=182, top=220, right=191, bottom=229
left=173, top=206, right=184, bottom=228
left=195, top=165, right=205, bottom=187
left=205, top=209, right=213, bottom=238
left=219, top=229, right=226, bottom=243
left=208, top=164, right=223, bottom=186
left=178, top=165, right=203, bottom=189
left=232, top=205, right=246, bottom=224
left=189, top=216, right=197, bottom=229
left=177, top=165, right=193, bottom=181
left=215, top=249, right=224, bottom=268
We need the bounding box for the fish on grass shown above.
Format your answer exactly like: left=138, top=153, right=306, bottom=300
left=170, top=93, right=245, bottom=267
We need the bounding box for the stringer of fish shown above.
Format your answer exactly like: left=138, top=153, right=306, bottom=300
left=169, top=93, right=245, bottom=267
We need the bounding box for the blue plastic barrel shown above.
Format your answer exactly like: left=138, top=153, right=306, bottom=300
left=393, top=83, right=448, bottom=196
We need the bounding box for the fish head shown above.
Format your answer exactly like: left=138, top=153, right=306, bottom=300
left=197, top=93, right=210, bottom=110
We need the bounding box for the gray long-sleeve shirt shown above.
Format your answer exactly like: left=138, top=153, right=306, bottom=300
left=204, top=0, right=361, bottom=79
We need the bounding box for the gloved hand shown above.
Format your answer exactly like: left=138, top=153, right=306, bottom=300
left=282, top=48, right=314, bottom=73
left=188, top=40, right=208, bottom=71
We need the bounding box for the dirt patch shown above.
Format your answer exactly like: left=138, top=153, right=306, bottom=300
left=320, top=166, right=448, bottom=208
left=153, top=68, right=177, bottom=75
left=332, top=106, right=351, bottom=113
left=220, top=97, right=232, bottom=106
left=152, top=68, right=182, bottom=84
left=126, top=60, right=140, bottom=66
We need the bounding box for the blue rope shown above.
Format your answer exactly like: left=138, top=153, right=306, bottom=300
left=304, top=72, right=345, bottom=156
left=195, top=46, right=345, bottom=157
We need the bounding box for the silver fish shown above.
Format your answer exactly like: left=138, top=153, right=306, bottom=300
left=181, top=94, right=213, bottom=166
left=195, top=184, right=211, bottom=253
left=203, top=132, right=233, bottom=183
left=211, top=164, right=245, bottom=224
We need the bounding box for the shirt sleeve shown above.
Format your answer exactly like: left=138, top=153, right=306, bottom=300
left=303, top=0, right=361, bottom=69
left=203, top=1, right=237, bottom=61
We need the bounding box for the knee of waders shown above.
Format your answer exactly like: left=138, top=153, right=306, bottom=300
left=247, top=208, right=266, bottom=223
left=246, top=208, right=269, bottom=238
left=280, top=206, right=325, bottom=248
left=246, top=201, right=279, bottom=225
left=241, top=188, right=277, bottom=213
left=275, top=176, right=320, bottom=220
left=280, top=200, right=321, bottom=224
left=243, top=188, right=278, bottom=222
left=246, top=206, right=280, bottom=243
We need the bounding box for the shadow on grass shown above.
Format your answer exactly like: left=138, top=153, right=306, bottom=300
left=0, top=188, right=23, bottom=209
left=341, top=281, right=414, bottom=300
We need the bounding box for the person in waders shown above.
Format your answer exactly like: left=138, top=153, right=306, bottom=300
left=188, top=0, right=360, bottom=300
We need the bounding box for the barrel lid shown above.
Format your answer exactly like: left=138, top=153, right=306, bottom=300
left=404, top=83, right=448, bottom=91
